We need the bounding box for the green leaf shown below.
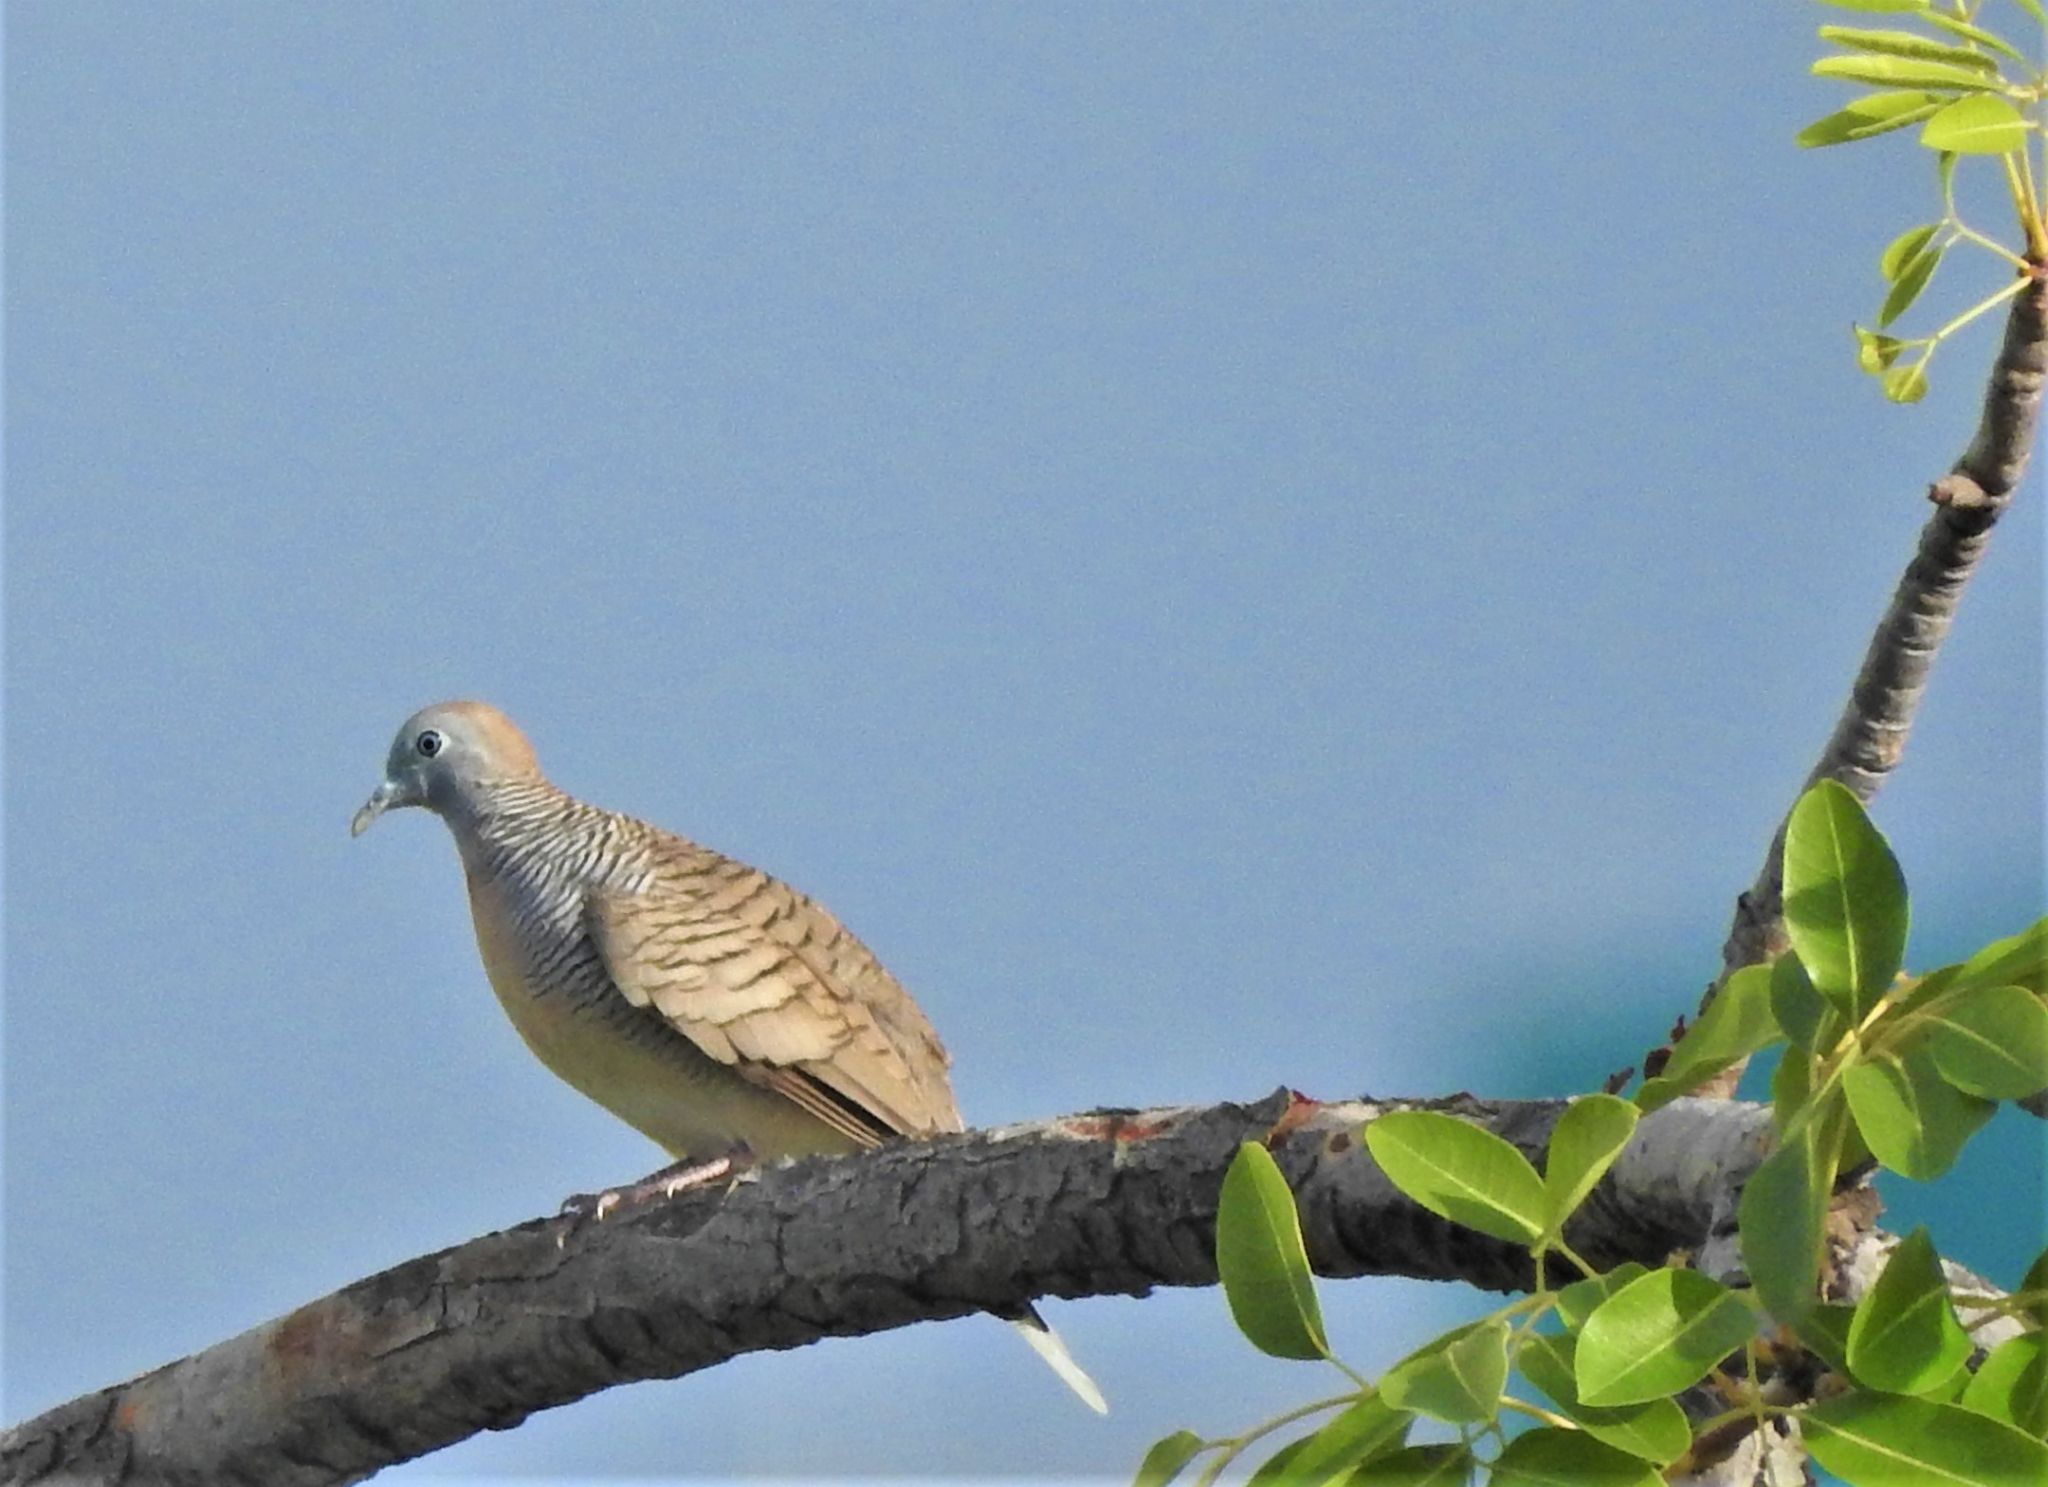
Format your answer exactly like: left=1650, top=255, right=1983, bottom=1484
left=1955, top=917, right=2048, bottom=995
left=1793, top=1301, right=1859, bottom=1373
left=1772, top=1047, right=1816, bottom=1126
left=1276, top=1395, right=1411, bottom=1484
left=1814, top=1, right=1933, bottom=13
left=1882, top=360, right=1930, bottom=403
left=1880, top=240, right=1943, bottom=327
left=1556, top=1263, right=1649, bottom=1331
left=1920, top=11, right=2029, bottom=65
left=1380, top=1320, right=1509, bottom=1425
left=1135, top=1430, right=1207, bottom=1487
left=1962, top=1334, right=2048, bottom=1437
left=2013, top=0, right=2048, bottom=29
left=1839, top=1098, right=1875, bottom=1172
left=1542, top=1095, right=1639, bottom=1229
left=1818, top=26, right=2003, bottom=71
left=1741, top=1114, right=1836, bottom=1324
left=1806, top=1393, right=2048, bottom=1486
left=1843, top=1044, right=1995, bottom=1179
left=1519, top=1332, right=1692, bottom=1465
left=1921, top=94, right=2030, bottom=154
left=2024, top=1246, right=2048, bottom=1329
left=1490, top=1428, right=1662, bottom=1487
left=1576, top=1268, right=1756, bottom=1407
left=1635, top=965, right=1779, bottom=1111
left=1782, top=779, right=1910, bottom=1015
left=1798, top=90, right=1944, bottom=146
left=1855, top=326, right=1908, bottom=375
left=1890, top=963, right=1962, bottom=1020
left=1880, top=223, right=1942, bottom=280
left=1771, top=954, right=1833, bottom=1052
left=1926, top=984, right=2048, bottom=1099
left=1245, top=1436, right=1315, bottom=1487
left=1810, top=53, right=2004, bottom=90
left=1364, top=1111, right=1547, bottom=1247
left=1846, top=1228, right=1972, bottom=1395
left=1926, top=1356, right=1975, bottom=1402
left=1346, top=1444, right=1469, bottom=1485
left=1217, top=1142, right=1328, bottom=1360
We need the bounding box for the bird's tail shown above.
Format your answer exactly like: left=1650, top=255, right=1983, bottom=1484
left=1008, top=1307, right=1108, bottom=1414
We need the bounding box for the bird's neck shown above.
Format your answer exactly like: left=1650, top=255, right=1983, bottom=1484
left=447, top=778, right=585, bottom=872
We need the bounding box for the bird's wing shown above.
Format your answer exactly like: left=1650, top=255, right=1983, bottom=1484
left=583, top=859, right=962, bottom=1147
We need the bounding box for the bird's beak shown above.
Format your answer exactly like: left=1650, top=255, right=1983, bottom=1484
left=351, top=779, right=404, bottom=837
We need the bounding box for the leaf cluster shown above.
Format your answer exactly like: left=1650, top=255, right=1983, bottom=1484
left=1140, top=782, right=2046, bottom=1485
left=1799, top=0, right=2047, bottom=400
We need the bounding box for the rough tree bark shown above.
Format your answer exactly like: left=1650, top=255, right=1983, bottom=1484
left=3, top=1092, right=1775, bottom=1485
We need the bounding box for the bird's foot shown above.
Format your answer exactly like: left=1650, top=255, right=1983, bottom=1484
left=553, top=1145, right=757, bottom=1249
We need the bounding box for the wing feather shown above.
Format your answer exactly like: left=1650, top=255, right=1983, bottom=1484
left=584, top=855, right=962, bottom=1145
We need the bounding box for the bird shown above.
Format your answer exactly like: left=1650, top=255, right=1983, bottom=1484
left=350, top=699, right=1105, bottom=1414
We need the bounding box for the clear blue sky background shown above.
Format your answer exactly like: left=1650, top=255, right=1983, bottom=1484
left=5, top=3, right=2042, bottom=1481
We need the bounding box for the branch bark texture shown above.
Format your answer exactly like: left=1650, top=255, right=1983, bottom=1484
left=1714, top=274, right=2046, bottom=990
left=2, top=1092, right=1774, bottom=1486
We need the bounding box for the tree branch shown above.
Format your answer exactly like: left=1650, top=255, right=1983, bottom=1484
left=1712, top=274, right=2046, bottom=993
left=1, top=1091, right=1773, bottom=1486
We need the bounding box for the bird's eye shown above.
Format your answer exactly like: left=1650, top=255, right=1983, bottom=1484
left=414, top=729, right=444, bottom=758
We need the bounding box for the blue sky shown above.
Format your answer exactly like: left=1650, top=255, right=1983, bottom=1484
left=5, top=3, right=2042, bottom=1480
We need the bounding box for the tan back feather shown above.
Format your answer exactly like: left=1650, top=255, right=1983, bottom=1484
left=583, top=830, right=962, bottom=1146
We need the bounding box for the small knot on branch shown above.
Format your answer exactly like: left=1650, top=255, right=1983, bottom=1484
left=1927, top=472, right=2000, bottom=510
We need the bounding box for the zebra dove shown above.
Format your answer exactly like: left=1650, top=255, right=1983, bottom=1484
left=350, top=699, right=1105, bottom=1413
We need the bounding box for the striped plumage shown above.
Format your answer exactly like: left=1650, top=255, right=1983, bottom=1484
left=450, top=768, right=959, bottom=1160
left=351, top=700, right=1104, bottom=1413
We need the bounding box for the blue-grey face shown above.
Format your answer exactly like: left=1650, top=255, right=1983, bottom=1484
left=350, top=700, right=540, bottom=835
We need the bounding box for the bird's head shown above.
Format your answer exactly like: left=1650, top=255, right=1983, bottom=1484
left=351, top=700, right=545, bottom=836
